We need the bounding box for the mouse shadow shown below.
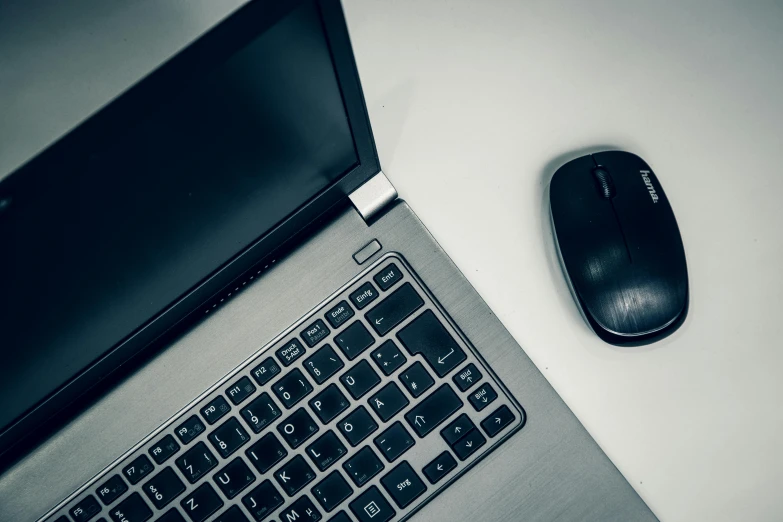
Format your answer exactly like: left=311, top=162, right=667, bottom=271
left=537, top=145, right=680, bottom=355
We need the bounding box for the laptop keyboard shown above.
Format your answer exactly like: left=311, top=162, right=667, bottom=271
left=44, top=254, right=525, bottom=522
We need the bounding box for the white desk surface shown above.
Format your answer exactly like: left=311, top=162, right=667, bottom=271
left=2, top=1, right=783, bottom=521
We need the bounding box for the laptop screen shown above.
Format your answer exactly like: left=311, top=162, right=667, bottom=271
left=0, top=1, right=361, bottom=440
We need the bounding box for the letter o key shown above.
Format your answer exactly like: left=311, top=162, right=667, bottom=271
left=284, top=423, right=295, bottom=435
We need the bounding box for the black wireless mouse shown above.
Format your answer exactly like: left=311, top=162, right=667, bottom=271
left=549, top=151, right=688, bottom=346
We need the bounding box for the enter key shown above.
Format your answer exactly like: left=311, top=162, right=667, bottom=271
left=396, top=310, right=467, bottom=377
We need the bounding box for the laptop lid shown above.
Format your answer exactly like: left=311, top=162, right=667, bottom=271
left=0, top=0, right=379, bottom=463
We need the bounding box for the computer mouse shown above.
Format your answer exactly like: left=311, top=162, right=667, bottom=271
left=549, top=151, right=688, bottom=346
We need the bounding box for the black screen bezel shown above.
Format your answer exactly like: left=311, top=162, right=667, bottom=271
left=0, top=0, right=380, bottom=463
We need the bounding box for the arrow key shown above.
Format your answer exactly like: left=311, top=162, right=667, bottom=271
left=440, top=413, right=476, bottom=446
left=480, top=404, right=519, bottom=438
left=451, top=429, right=486, bottom=461
left=422, top=451, right=457, bottom=484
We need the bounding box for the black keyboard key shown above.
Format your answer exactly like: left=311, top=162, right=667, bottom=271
left=334, top=322, right=374, bottom=360
left=122, top=455, right=154, bottom=485
left=174, top=415, right=206, bottom=445
left=246, top=433, right=288, bottom=474
left=328, top=512, right=351, bottom=522
left=325, top=300, right=355, bottom=329
left=370, top=340, right=407, bottom=376
left=339, top=360, right=380, bottom=400
left=373, top=422, right=415, bottom=463
left=337, top=406, right=378, bottom=447
left=365, top=283, right=424, bottom=336
left=242, top=480, right=284, bottom=521
left=373, top=263, right=402, bottom=291
left=226, top=376, right=256, bottom=405
left=396, top=310, right=466, bottom=377
left=348, top=282, right=379, bottom=310
left=451, top=429, right=486, bottom=461
left=367, top=382, right=409, bottom=422
left=250, top=357, right=281, bottom=386
left=149, top=434, right=180, bottom=465
left=213, top=457, right=256, bottom=499
left=399, top=362, right=434, bottom=398
left=348, top=486, right=395, bottom=522
left=278, top=408, right=319, bottom=449
left=276, top=339, right=306, bottom=367
left=304, top=345, right=345, bottom=384
left=309, top=384, right=350, bottom=424
left=96, top=475, right=127, bottom=506
left=280, top=496, right=322, bottom=522
left=342, top=447, right=384, bottom=487
left=200, top=396, right=231, bottom=426
left=275, top=455, right=317, bottom=497
left=468, top=382, right=498, bottom=411
left=53, top=517, right=69, bottom=522
left=157, top=509, right=186, bottom=522
left=306, top=431, right=348, bottom=471
left=273, top=369, right=314, bottom=408
left=180, top=483, right=223, bottom=522
left=213, top=506, right=249, bottom=522
left=440, top=413, right=476, bottom=446
left=481, top=404, right=518, bottom=438
left=208, top=417, right=250, bottom=458
left=311, top=471, right=353, bottom=513
left=422, top=451, right=457, bottom=484
left=240, top=392, right=282, bottom=433
left=452, top=363, right=482, bottom=392
left=175, top=442, right=217, bottom=484
left=109, top=493, right=152, bottom=522
left=404, top=384, right=463, bottom=437
left=69, top=495, right=101, bottom=522
left=301, top=319, right=330, bottom=347
left=142, top=467, right=185, bottom=509
left=380, top=461, right=427, bottom=509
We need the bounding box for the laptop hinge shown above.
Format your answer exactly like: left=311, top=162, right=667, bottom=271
left=348, top=171, right=397, bottom=223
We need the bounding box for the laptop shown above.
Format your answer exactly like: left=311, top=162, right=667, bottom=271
left=0, top=1, right=657, bottom=521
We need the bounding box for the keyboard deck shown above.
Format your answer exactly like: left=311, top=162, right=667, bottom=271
left=43, top=253, right=526, bottom=522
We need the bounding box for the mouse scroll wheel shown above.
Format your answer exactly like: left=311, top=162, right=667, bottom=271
left=592, top=168, right=616, bottom=199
